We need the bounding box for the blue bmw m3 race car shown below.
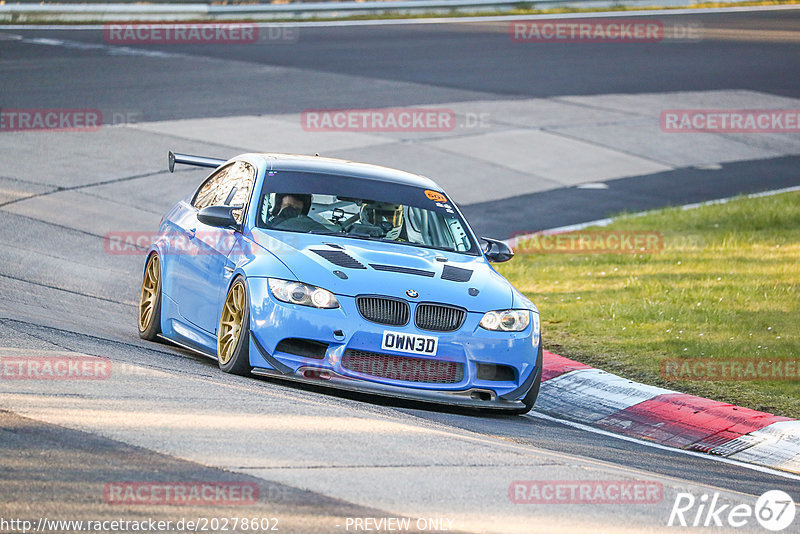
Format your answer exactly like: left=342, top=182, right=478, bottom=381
left=138, top=151, right=542, bottom=413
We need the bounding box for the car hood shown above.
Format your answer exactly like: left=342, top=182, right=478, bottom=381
left=249, top=229, right=513, bottom=312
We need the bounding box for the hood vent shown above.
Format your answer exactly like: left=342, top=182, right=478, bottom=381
left=441, top=265, right=473, bottom=282
left=311, top=249, right=366, bottom=269
left=369, top=264, right=435, bottom=277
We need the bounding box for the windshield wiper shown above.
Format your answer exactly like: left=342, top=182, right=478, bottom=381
left=308, top=229, right=345, bottom=235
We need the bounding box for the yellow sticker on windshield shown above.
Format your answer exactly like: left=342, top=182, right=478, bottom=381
left=425, top=190, right=447, bottom=203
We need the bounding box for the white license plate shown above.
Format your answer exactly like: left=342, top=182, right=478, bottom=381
left=381, top=331, right=438, bottom=356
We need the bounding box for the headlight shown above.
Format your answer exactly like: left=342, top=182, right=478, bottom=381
left=480, top=309, right=530, bottom=332
left=268, top=279, right=339, bottom=309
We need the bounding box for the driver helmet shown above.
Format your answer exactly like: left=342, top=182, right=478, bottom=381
left=360, top=201, right=403, bottom=228
left=272, top=193, right=312, bottom=217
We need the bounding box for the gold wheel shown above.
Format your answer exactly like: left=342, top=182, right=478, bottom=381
left=139, top=254, right=160, bottom=332
left=218, top=280, right=246, bottom=365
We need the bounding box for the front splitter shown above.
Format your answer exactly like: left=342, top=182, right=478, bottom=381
left=251, top=366, right=526, bottom=411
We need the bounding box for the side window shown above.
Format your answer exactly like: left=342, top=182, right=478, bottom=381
left=193, top=164, right=232, bottom=210
left=226, top=162, right=256, bottom=223
left=192, top=162, right=256, bottom=223
left=259, top=192, right=274, bottom=227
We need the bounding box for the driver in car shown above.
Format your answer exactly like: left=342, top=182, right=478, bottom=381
left=360, top=201, right=405, bottom=240
left=269, top=193, right=312, bottom=226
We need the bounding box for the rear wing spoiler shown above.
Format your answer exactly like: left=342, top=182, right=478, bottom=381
left=168, top=151, right=226, bottom=173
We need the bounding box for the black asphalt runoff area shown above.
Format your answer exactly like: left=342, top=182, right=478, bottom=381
left=463, top=155, right=800, bottom=237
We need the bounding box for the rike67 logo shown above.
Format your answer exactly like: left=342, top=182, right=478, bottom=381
left=668, top=490, right=796, bottom=531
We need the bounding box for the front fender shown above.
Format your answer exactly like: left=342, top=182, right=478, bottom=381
left=145, top=240, right=169, bottom=293
left=230, top=232, right=297, bottom=282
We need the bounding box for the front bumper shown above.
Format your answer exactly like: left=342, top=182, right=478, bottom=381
left=246, top=278, right=540, bottom=410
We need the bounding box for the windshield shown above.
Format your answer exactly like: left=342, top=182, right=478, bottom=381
left=255, top=171, right=478, bottom=255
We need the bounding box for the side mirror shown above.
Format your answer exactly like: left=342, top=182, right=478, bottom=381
left=481, top=237, right=514, bottom=263
left=197, top=205, right=240, bottom=230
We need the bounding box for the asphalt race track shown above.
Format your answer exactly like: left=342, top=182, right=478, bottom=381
left=1, top=7, right=800, bottom=533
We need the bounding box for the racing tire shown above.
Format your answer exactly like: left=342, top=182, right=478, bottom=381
left=217, top=276, right=252, bottom=376
left=138, top=253, right=163, bottom=341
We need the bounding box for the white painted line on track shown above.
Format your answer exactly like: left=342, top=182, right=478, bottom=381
left=526, top=410, right=800, bottom=482
left=1, top=4, right=799, bottom=30
left=537, top=184, right=800, bottom=234
left=3, top=33, right=190, bottom=58
left=677, top=184, right=800, bottom=211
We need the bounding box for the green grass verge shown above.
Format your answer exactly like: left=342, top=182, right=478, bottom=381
left=498, top=190, right=800, bottom=418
